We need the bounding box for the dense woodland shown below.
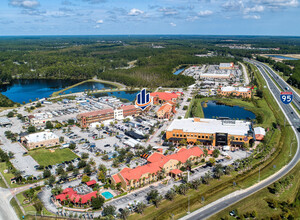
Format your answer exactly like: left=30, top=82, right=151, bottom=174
left=0, top=36, right=300, bottom=88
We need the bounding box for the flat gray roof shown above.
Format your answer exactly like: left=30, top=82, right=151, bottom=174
left=167, top=118, right=251, bottom=136
left=0, top=117, right=12, bottom=125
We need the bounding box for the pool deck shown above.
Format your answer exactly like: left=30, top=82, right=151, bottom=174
left=100, top=189, right=117, bottom=199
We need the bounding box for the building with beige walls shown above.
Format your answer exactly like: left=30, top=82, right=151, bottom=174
left=21, top=131, right=59, bottom=149
left=111, top=147, right=203, bottom=191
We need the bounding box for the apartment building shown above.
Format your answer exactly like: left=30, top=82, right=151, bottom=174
left=111, top=147, right=203, bottom=191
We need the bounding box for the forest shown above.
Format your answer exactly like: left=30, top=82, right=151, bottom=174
left=0, top=36, right=300, bottom=88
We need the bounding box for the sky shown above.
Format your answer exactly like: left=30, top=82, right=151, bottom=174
left=0, top=0, right=299, bottom=36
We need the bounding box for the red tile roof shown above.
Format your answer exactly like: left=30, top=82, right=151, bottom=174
left=157, top=103, right=172, bottom=113
left=121, top=105, right=137, bottom=111
left=112, top=174, right=121, bottom=184
left=85, top=180, right=96, bottom=186
left=119, top=147, right=203, bottom=183
left=150, top=92, right=179, bottom=101
left=170, top=169, right=182, bottom=175
left=55, top=188, right=98, bottom=204
left=147, top=152, right=165, bottom=163
left=78, top=108, right=113, bottom=118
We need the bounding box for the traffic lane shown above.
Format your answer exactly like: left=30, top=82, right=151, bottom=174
left=253, top=61, right=300, bottom=110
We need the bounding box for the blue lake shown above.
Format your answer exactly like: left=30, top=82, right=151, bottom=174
left=0, top=79, right=80, bottom=103
left=202, top=101, right=256, bottom=120
left=267, top=55, right=299, bottom=60
left=94, top=91, right=138, bottom=102
left=173, top=68, right=185, bottom=75
left=0, top=79, right=126, bottom=104
left=61, top=81, right=114, bottom=94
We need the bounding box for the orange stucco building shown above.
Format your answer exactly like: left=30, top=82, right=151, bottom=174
left=166, top=118, right=253, bottom=146
left=111, top=147, right=203, bottom=191
left=218, top=86, right=252, bottom=99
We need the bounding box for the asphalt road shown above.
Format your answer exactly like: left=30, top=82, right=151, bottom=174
left=180, top=60, right=300, bottom=220
left=0, top=188, right=19, bottom=220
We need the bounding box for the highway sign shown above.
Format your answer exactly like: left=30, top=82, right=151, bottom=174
left=280, top=92, right=293, bottom=104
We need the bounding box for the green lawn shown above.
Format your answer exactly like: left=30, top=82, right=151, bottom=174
left=0, top=162, right=19, bottom=188
left=0, top=175, right=7, bottom=188
left=10, top=197, right=24, bottom=219
left=28, top=148, right=78, bottom=166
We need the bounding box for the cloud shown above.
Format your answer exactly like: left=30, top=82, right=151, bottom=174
left=96, top=19, right=103, bottom=23
left=158, top=7, right=179, bottom=16
left=254, top=0, right=298, bottom=8
left=61, top=0, right=76, bottom=6
left=222, top=0, right=244, bottom=11
left=170, top=22, right=176, bottom=27
left=9, top=0, right=40, bottom=9
left=243, top=5, right=264, bottom=14
left=0, top=19, right=14, bottom=24
left=128, top=8, right=144, bottom=16
left=59, top=7, right=74, bottom=13
left=243, top=14, right=261, bottom=19
left=198, top=10, right=213, bottom=16
left=82, top=0, right=106, bottom=4
left=94, top=25, right=101, bottom=28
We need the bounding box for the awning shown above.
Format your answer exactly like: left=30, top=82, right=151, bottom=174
left=197, top=139, right=212, bottom=143
left=169, top=137, right=183, bottom=141
left=231, top=141, right=244, bottom=145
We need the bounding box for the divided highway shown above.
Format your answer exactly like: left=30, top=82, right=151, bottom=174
left=251, top=60, right=300, bottom=110
left=181, top=60, right=300, bottom=220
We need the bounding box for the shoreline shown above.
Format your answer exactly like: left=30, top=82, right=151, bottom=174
left=51, top=78, right=126, bottom=97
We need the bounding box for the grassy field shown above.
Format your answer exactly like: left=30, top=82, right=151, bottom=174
left=209, top=162, right=300, bottom=220
left=0, top=174, right=7, bottom=188
left=28, top=148, right=78, bottom=166
left=10, top=197, right=24, bottom=219
left=0, top=162, right=19, bottom=188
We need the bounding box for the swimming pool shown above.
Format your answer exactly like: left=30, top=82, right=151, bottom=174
left=101, top=191, right=114, bottom=199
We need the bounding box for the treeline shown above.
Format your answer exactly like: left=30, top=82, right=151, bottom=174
left=0, top=93, right=15, bottom=107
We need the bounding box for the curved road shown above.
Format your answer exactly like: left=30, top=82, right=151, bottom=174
left=181, top=60, right=300, bottom=220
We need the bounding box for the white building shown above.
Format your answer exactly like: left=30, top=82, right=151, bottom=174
left=21, top=131, right=59, bottom=149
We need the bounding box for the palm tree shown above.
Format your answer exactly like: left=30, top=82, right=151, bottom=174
left=120, top=208, right=130, bottom=219
left=209, top=135, right=214, bottom=145
left=191, top=179, right=201, bottom=190
left=185, top=159, right=193, bottom=171
left=178, top=183, right=189, bottom=195
left=136, top=202, right=146, bottom=214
